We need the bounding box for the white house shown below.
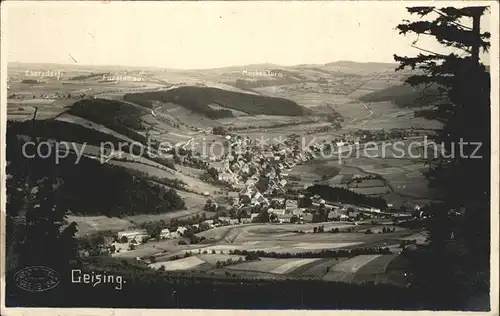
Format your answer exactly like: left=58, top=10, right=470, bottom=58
left=117, top=229, right=149, bottom=242
left=177, top=226, right=188, bottom=236
left=170, top=231, right=181, bottom=239
left=269, top=208, right=286, bottom=216
left=160, top=228, right=171, bottom=239
left=292, top=208, right=305, bottom=216
left=285, top=199, right=298, bottom=210
left=229, top=219, right=240, bottom=225
left=277, top=213, right=293, bottom=223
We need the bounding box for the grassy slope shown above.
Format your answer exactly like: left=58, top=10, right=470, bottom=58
left=7, top=97, right=220, bottom=224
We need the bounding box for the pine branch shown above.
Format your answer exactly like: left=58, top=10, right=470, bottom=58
left=397, top=19, right=488, bottom=50
left=433, top=8, right=473, bottom=30
left=407, top=7, right=435, bottom=16
left=411, top=45, right=447, bottom=57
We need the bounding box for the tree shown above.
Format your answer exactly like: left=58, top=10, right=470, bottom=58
left=394, top=6, right=490, bottom=305
left=5, top=117, right=78, bottom=281
left=253, top=210, right=270, bottom=223
left=394, top=7, right=490, bottom=224
left=146, top=222, right=162, bottom=239
left=298, top=195, right=313, bottom=207
left=212, top=126, right=227, bottom=136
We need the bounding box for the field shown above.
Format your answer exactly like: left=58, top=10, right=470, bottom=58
left=149, top=256, right=206, bottom=271
left=121, top=219, right=421, bottom=288
left=287, top=140, right=442, bottom=206
left=146, top=248, right=407, bottom=285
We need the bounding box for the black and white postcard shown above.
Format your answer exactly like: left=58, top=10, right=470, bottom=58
left=1, top=1, right=498, bottom=314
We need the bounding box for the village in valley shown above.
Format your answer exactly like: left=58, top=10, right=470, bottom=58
left=6, top=53, right=450, bottom=288
left=74, top=123, right=435, bottom=286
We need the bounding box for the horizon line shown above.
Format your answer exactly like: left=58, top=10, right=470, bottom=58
left=7, top=59, right=402, bottom=71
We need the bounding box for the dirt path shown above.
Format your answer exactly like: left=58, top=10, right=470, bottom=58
left=343, top=103, right=374, bottom=129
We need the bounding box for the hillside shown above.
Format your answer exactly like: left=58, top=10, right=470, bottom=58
left=123, top=86, right=307, bottom=118
left=6, top=131, right=186, bottom=218
left=358, top=83, right=444, bottom=108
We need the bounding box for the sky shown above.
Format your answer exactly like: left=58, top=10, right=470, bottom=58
left=3, top=1, right=493, bottom=69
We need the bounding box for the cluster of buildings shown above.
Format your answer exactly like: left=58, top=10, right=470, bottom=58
left=211, top=135, right=314, bottom=207
left=198, top=134, right=391, bottom=224
left=114, top=226, right=190, bottom=250
left=199, top=134, right=385, bottom=224
left=214, top=135, right=313, bottom=188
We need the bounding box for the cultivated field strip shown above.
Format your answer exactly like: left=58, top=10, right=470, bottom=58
left=354, top=254, right=397, bottom=275
left=197, top=254, right=245, bottom=266
left=226, top=258, right=298, bottom=274
left=330, top=254, right=382, bottom=273
left=291, top=242, right=362, bottom=250
left=270, top=258, right=321, bottom=274
left=149, top=256, right=205, bottom=271
left=322, top=271, right=356, bottom=283
left=299, top=258, right=350, bottom=278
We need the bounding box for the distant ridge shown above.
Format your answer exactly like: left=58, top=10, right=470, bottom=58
left=8, top=60, right=400, bottom=72
left=325, top=60, right=399, bottom=67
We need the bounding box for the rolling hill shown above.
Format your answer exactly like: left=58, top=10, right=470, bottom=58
left=123, top=86, right=308, bottom=118
left=358, top=83, right=444, bottom=108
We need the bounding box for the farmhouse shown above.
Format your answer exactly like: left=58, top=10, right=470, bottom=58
left=285, top=199, right=298, bottom=210
left=160, top=228, right=171, bottom=239
left=269, top=208, right=286, bottom=216
left=276, top=213, right=293, bottom=223
left=177, top=226, right=188, bottom=236
left=227, top=191, right=240, bottom=204
left=272, top=197, right=285, bottom=205
left=229, top=219, right=240, bottom=225
left=170, top=231, right=181, bottom=239
left=117, top=229, right=148, bottom=242
left=292, top=208, right=305, bottom=216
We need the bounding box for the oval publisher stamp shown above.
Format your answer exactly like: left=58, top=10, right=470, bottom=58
left=15, top=266, right=61, bottom=292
